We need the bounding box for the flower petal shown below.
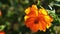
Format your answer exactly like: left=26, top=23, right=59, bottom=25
left=30, top=24, right=39, bottom=32
left=24, top=15, right=29, bottom=21
left=25, top=7, right=30, bottom=14
left=39, top=8, right=48, bottom=15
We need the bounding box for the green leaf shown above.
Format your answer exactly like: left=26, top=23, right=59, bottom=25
left=0, top=25, right=6, bottom=31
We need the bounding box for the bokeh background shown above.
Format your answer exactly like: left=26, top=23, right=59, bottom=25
left=0, top=0, right=60, bottom=34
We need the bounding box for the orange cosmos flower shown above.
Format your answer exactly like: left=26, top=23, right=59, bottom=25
left=24, top=5, right=53, bottom=32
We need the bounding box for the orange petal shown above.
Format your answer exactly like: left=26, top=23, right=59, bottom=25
left=39, top=22, right=43, bottom=31
left=31, top=5, right=38, bottom=10
left=25, top=5, right=38, bottom=17
left=44, top=16, right=53, bottom=29
left=24, top=15, right=29, bottom=21
left=25, top=17, right=35, bottom=27
left=31, top=5, right=38, bottom=16
left=30, top=24, right=39, bottom=32
left=39, top=22, right=46, bottom=32
left=44, top=16, right=53, bottom=23
left=41, top=21, right=46, bottom=31
left=46, top=22, right=52, bottom=29
left=25, top=7, right=30, bottom=14
left=39, top=8, right=48, bottom=15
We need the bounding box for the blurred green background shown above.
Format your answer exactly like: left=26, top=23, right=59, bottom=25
left=0, top=0, right=60, bottom=34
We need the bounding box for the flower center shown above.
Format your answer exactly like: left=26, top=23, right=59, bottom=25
left=34, top=18, right=39, bottom=24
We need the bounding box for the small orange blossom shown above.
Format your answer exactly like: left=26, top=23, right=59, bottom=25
left=24, top=5, right=53, bottom=32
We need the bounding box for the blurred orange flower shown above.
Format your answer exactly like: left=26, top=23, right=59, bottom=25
left=0, top=31, right=5, bottom=34
left=24, top=5, right=53, bottom=32
left=0, top=10, right=2, bottom=16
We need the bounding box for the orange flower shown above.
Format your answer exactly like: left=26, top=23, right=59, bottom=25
left=0, top=10, right=2, bottom=16
left=0, top=31, right=5, bottom=34
left=24, top=5, right=53, bottom=32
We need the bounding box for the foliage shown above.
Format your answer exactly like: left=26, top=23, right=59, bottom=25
left=0, top=0, right=60, bottom=34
